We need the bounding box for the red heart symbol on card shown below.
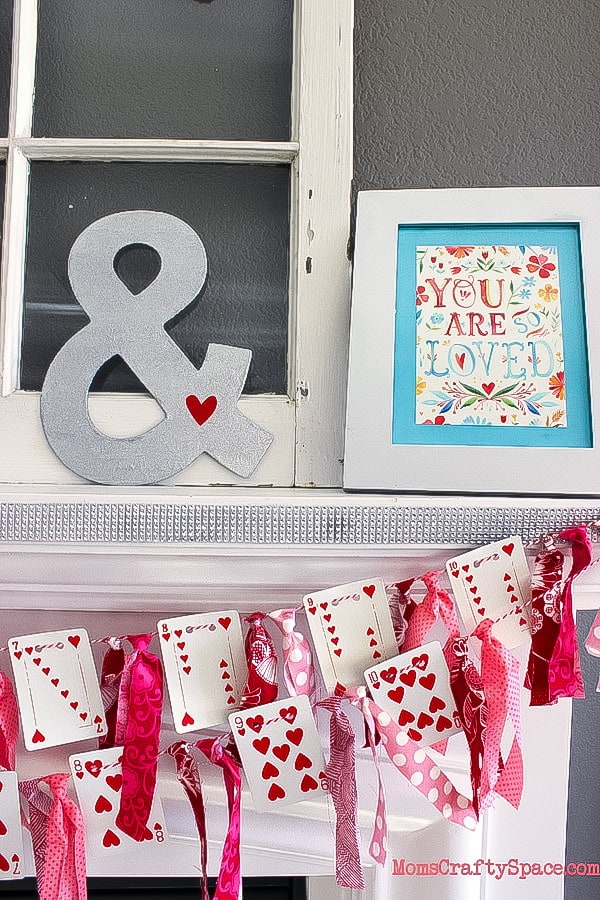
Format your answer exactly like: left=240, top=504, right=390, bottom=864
left=381, top=667, right=397, bottom=683
left=476, top=607, right=485, bottom=615
left=227, top=695, right=236, bottom=704
left=61, top=689, right=69, bottom=698
left=95, top=794, right=113, bottom=814
left=51, top=678, right=59, bottom=686
left=429, top=695, right=446, bottom=713
left=363, top=585, right=376, bottom=598
left=451, top=569, right=460, bottom=578
left=461, top=565, right=469, bottom=572
left=0, top=820, right=7, bottom=836
left=399, top=669, right=416, bottom=688
left=68, top=634, right=81, bottom=648
left=268, top=783, right=286, bottom=802
left=252, top=737, right=270, bottom=755
left=273, top=744, right=290, bottom=762
left=503, top=572, right=511, bottom=581
left=481, top=382, right=495, bottom=395
left=419, top=673, right=436, bottom=691
left=301, top=774, right=319, bottom=793
left=286, top=728, right=303, bottom=746
left=102, top=829, right=121, bottom=848
left=502, top=543, right=514, bottom=556
left=182, top=712, right=195, bottom=727
left=280, top=706, right=297, bottom=724
left=369, top=638, right=377, bottom=647
left=42, top=666, right=50, bottom=675
left=180, top=654, right=189, bottom=663
left=221, top=671, right=231, bottom=680
left=80, top=712, right=88, bottom=722
left=71, top=701, right=79, bottom=710
left=161, top=632, right=170, bottom=641
left=323, top=613, right=332, bottom=622
left=417, top=712, right=434, bottom=729
left=387, top=686, right=405, bottom=704
left=186, top=394, right=217, bottom=427
left=177, top=641, right=185, bottom=650
left=412, top=654, right=429, bottom=670
left=248, top=716, right=264, bottom=732
left=85, top=760, right=102, bottom=778
left=106, top=774, right=122, bottom=793
left=32, top=729, right=45, bottom=744
left=183, top=666, right=191, bottom=675
left=470, top=586, right=478, bottom=594
left=294, top=752, right=312, bottom=771
left=465, top=574, right=474, bottom=583
left=327, top=625, right=335, bottom=634
left=519, top=617, right=527, bottom=626
left=407, top=728, right=422, bottom=742
left=366, top=627, right=375, bottom=636
left=398, top=709, right=415, bottom=726
left=261, top=761, right=279, bottom=780
left=307, top=606, right=317, bottom=615
left=320, top=602, right=328, bottom=610
left=218, top=617, right=232, bottom=630
left=25, top=646, right=33, bottom=654
left=331, top=637, right=339, bottom=645
left=224, top=683, right=234, bottom=693
left=13, top=650, right=22, bottom=660
left=75, top=772, right=84, bottom=780
left=174, top=629, right=182, bottom=638
left=334, top=648, right=342, bottom=656
left=219, top=658, right=228, bottom=667
left=507, top=584, right=515, bottom=593
left=94, top=715, right=102, bottom=724
left=436, top=715, right=453, bottom=732
left=33, top=658, right=41, bottom=666
left=0, top=853, right=9, bottom=872
left=373, top=650, right=382, bottom=659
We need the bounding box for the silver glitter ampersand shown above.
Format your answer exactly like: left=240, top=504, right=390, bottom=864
left=40, top=210, right=273, bottom=484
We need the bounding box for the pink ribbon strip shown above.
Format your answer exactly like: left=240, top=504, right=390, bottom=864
left=472, top=619, right=523, bottom=811
left=98, top=639, right=125, bottom=749
left=385, top=578, right=418, bottom=650
left=346, top=688, right=387, bottom=866
left=269, top=608, right=316, bottom=702
left=115, top=634, right=163, bottom=842
left=241, top=612, right=278, bottom=707
left=167, top=742, right=210, bottom=900
left=547, top=526, right=590, bottom=701
left=20, top=777, right=54, bottom=880
left=0, top=668, right=19, bottom=770
left=401, top=571, right=460, bottom=651
left=196, top=738, right=242, bottom=900
left=525, top=546, right=564, bottom=705
left=318, top=689, right=365, bottom=891
left=349, top=687, right=477, bottom=831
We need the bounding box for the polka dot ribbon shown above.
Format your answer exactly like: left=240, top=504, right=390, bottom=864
left=472, top=619, right=523, bottom=812
left=241, top=613, right=278, bottom=708
left=348, top=686, right=477, bottom=865
left=401, top=570, right=461, bottom=652
left=317, top=688, right=365, bottom=891
left=115, top=634, right=164, bottom=842
left=0, top=669, right=19, bottom=770
left=196, top=738, right=242, bottom=900
left=269, top=608, right=316, bottom=701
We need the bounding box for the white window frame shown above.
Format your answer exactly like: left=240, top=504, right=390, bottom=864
left=0, top=0, right=353, bottom=488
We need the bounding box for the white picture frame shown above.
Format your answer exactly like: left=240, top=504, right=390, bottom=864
left=344, top=187, right=600, bottom=495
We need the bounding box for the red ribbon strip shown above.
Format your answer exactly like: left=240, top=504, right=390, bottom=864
left=167, top=742, right=210, bottom=900
left=472, top=619, right=523, bottom=811
left=115, top=634, right=163, bottom=842
left=196, top=738, right=242, bottom=900
left=525, top=546, right=564, bottom=705
left=269, top=608, right=316, bottom=702
left=0, top=669, right=19, bottom=770
left=241, top=612, right=278, bottom=707
left=98, top=639, right=126, bottom=749
left=547, top=526, right=590, bottom=701
left=318, top=688, right=365, bottom=891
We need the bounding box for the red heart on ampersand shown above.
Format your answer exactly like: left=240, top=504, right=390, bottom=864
left=186, top=394, right=218, bottom=427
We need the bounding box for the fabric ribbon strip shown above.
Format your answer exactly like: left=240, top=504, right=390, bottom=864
left=21, top=775, right=87, bottom=900
left=547, top=526, right=590, bottom=701
left=196, top=738, right=242, bottom=900
left=318, top=689, right=365, bottom=891
left=348, top=687, right=387, bottom=866
left=525, top=546, right=564, bottom=706
left=241, top=612, right=278, bottom=707
left=115, top=633, right=163, bottom=842
left=472, top=619, right=523, bottom=812
left=401, top=571, right=460, bottom=652
left=269, top=608, right=316, bottom=702
left=349, top=687, right=477, bottom=831
left=385, top=578, right=418, bottom=650
left=98, top=638, right=126, bottom=749
left=167, top=742, right=210, bottom=900
left=0, top=669, right=19, bottom=770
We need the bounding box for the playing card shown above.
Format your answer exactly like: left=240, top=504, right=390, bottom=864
left=229, top=695, right=326, bottom=813
left=365, top=640, right=461, bottom=747
left=303, top=578, right=397, bottom=693
left=446, top=536, right=532, bottom=648
left=0, top=772, right=25, bottom=881
left=9, top=629, right=106, bottom=750
left=69, top=747, right=169, bottom=856
left=158, top=610, right=247, bottom=732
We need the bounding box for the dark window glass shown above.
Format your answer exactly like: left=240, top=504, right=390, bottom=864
left=33, top=0, right=293, bottom=140
left=4, top=877, right=307, bottom=900
left=21, top=162, right=290, bottom=394
left=0, top=1, right=12, bottom=135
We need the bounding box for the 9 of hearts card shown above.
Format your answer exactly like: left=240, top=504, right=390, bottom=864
left=229, top=695, right=326, bottom=813
left=9, top=629, right=106, bottom=750
left=0, top=772, right=25, bottom=880
left=303, top=578, right=397, bottom=693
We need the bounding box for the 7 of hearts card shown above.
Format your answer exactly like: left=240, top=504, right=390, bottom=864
left=303, top=578, right=397, bottom=693
left=9, top=628, right=106, bottom=750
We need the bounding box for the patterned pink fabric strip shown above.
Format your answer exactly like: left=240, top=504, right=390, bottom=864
left=349, top=687, right=477, bottom=830
left=167, top=742, right=210, bottom=900
left=401, top=571, right=460, bottom=651
left=98, top=640, right=125, bottom=749
left=40, top=773, right=87, bottom=900
left=19, top=777, right=54, bottom=880
left=0, top=669, right=19, bottom=770
left=241, top=612, right=278, bottom=707
left=269, top=608, right=316, bottom=702
left=318, top=690, right=365, bottom=890
left=114, top=646, right=135, bottom=747
left=115, top=634, right=163, bottom=842
left=351, top=687, right=387, bottom=865
left=385, top=579, right=417, bottom=650
left=547, top=526, right=590, bottom=701
left=472, top=619, right=523, bottom=811
left=196, top=738, right=242, bottom=900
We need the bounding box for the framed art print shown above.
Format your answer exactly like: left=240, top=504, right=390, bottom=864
left=344, top=187, right=600, bottom=494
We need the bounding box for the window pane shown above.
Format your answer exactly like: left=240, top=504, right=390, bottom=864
left=21, top=162, right=290, bottom=394
left=0, top=1, right=12, bottom=135
left=33, top=0, right=293, bottom=140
